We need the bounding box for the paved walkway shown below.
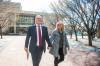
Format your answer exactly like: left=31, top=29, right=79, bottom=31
left=0, top=36, right=100, bottom=66
left=0, top=36, right=72, bottom=66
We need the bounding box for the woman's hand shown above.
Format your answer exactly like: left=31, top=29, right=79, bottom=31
left=67, top=47, right=70, bottom=50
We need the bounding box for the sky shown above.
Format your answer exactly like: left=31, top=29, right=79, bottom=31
left=11, top=0, right=58, bottom=13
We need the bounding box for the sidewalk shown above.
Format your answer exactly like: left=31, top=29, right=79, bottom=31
left=0, top=36, right=16, bottom=52
left=0, top=36, right=72, bottom=66
left=0, top=36, right=100, bottom=66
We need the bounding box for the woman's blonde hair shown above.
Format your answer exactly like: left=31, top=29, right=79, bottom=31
left=56, top=20, right=64, bottom=32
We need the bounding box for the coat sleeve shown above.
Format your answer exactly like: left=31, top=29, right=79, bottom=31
left=50, top=30, right=55, bottom=45
left=64, top=33, right=69, bottom=48
left=45, top=27, right=52, bottom=47
left=25, top=27, right=31, bottom=48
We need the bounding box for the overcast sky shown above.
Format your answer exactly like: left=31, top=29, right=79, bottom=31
left=11, top=0, right=58, bottom=13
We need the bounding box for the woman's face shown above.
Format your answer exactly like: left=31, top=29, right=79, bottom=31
left=57, top=24, right=63, bottom=31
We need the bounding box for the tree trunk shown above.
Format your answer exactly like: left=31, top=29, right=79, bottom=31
left=74, top=27, right=78, bottom=41
left=0, top=25, right=3, bottom=39
left=91, top=29, right=96, bottom=40
left=92, top=34, right=95, bottom=40
left=70, top=33, right=72, bottom=39
left=81, top=31, right=84, bottom=39
left=75, top=31, right=78, bottom=41
left=70, top=30, right=73, bottom=39
left=87, top=31, right=92, bottom=46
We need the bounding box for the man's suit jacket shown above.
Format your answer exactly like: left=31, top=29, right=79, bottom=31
left=25, top=25, right=51, bottom=52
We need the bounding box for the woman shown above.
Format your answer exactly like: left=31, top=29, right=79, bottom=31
left=49, top=21, right=69, bottom=66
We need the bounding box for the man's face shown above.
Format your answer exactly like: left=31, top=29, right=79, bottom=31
left=35, top=16, right=43, bottom=25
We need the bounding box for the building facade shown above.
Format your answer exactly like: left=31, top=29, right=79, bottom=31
left=0, top=1, right=56, bottom=34
left=15, top=12, right=35, bottom=34
left=15, top=11, right=56, bottom=34
left=0, top=0, right=21, bottom=34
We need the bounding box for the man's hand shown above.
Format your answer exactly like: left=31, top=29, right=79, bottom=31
left=47, top=46, right=52, bottom=50
left=24, top=48, right=29, bottom=60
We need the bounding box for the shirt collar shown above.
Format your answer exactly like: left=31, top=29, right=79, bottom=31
left=36, top=24, right=42, bottom=27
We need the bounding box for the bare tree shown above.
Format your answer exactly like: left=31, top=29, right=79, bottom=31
left=50, top=0, right=100, bottom=46
left=0, top=2, right=21, bottom=38
left=51, top=0, right=79, bottom=41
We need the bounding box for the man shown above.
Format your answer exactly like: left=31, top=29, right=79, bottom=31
left=24, top=15, right=52, bottom=66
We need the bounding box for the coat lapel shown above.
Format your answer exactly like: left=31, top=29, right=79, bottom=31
left=42, top=26, right=44, bottom=38
left=33, top=25, right=37, bottom=40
